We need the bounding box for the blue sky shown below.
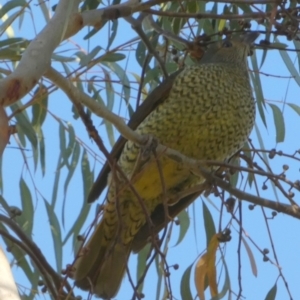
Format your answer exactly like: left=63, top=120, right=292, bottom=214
left=1, top=1, right=300, bottom=300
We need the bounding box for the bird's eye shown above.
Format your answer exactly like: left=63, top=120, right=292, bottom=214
left=222, top=40, right=232, bottom=48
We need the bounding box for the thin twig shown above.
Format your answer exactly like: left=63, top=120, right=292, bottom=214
left=125, top=13, right=169, bottom=78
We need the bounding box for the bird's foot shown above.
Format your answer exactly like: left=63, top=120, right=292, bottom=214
left=140, top=135, right=159, bottom=161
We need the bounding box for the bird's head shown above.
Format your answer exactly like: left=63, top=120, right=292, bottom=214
left=201, top=32, right=259, bottom=66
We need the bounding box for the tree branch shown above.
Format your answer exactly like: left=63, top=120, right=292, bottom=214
left=0, top=0, right=80, bottom=106
left=1, top=0, right=292, bottom=108
left=44, top=67, right=145, bottom=145
left=45, top=64, right=300, bottom=219
left=0, top=215, right=72, bottom=298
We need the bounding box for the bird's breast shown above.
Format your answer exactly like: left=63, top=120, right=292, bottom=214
left=137, top=64, right=255, bottom=163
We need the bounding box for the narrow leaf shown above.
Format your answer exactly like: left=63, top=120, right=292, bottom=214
left=174, top=210, right=190, bottom=246
left=14, top=110, right=37, bottom=149
left=288, top=103, right=300, bottom=116
left=137, top=244, right=151, bottom=293
left=101, top=61, right=130, bottom=102
left=62, top=142, right=80, bottom=227
left=194, top=234, right=220, bottom=300
left=264, top=283, right=277, bottom=300
left=277, top=37, right=300, bottom=87
left=39, top=129, right=46, bottom=176
left=251, top=53, right=266, bottom=127
left=51, top=154, right=62, bottom=208
left=100, top=52, right=126, bottom=62
left=217, top=257, right=231, bottom=299
left=202, top=201, right=216, bottom=248
left=65, top=150, right=92, bottom=248
left=80, top=46, right=101, bottom=67
left=19, top=178, right=34, bottom=237
left=0, top=0, right=27, bottom=19
left=180, top=264, right=193, bottom=300
left=268, top=103, right=285, bottom=143
left=241, top=236, right=257, bottom=277
left=107, top=20, right=118, bottom=50
left=31, top=85, right=48, bottom=127
left=44, top=200, right=62, bottom=272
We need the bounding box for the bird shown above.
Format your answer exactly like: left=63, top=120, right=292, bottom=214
left=73, top=31, right=259, bottom=299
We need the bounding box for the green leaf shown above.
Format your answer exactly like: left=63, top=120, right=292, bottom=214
left=62, top=142, right=80, bottom=227
left=264, top=283, right=277, bottom=300
left=0, top=47, right=21, bottom=60
left=144, top=67, right=162, bottom=86
left=91, top=85, right=116, bottom=147
left=174, top=210, right=190, bottom=246
left=51, top=154, right=62, bottom=208
left=0, top=0, right=27, bottom=19
left=32, top=133, right=39, bottom=172
left=293, top=40, right=300, bottom=72
left=137, top=244, right=151, bottom=293
left=0, top=195, right=10, bottom=213
left=217, top=258, right=231, bottom=299
left=259, top=40, right=269, bottom=69
left=104, top=120, right=115, bottom=148
left=251, top=52, right=267, bottom=127
left=202, top=201, right=216, bottom=248
left=277, top=37, right=300, bottom=87
left=172, top=17, right=184, bottom=36
left=79, top=46, right=101, bottom=67
left=187, top=0, right=198, bottom=13
left=101, top=61, right=130, bottom=102
left=0, top=11, right=22, bottom=39
left=107, top=20, right=118, bottom=50
left=65, top=123, right=76, bottom=167
left=229, top=156, right=240, bottom=187
left=180, top=264, right=193, bottom=300
left=241, top=237, right=257, bottom=277
left=59, top=121, right=75, bottom=168
left=38, top=129, right=46, bottom=176
left=136, top=39, right=147, bottom=67
left=12, top=106, right=37, bottom=149
left=271, top=42, right=288, bottom=49
left=84, top=26, right=104, bottom=40
left=44, top=200, right=63, bottom=272
left=66, top=150, right=92, bottom=249
left=31, top=85, right=48, bottom=127
left=254, top=124, right=281, bottom=203
left=0, top=37, right=28, bottom=48
left=211, top=2, right=218, bottom=32
left=0, top=158, right=3, bottom=192
left=288, top=103, right=300, bottom=116
left=268, top=103, right=285, bottom=143
left=103, top=68, right=114, bottom=111
left=100, top=52, right=126, bottom=62
left=37, top=0, right=50, bottom=22
left=81, top=0, right=102, bottom=11
left=52, top=53, right=76, bottom=62
left=19, top=177, right=34, bottom=237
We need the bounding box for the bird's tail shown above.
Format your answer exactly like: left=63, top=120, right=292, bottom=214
left=73, top=219, right=131, bottom=299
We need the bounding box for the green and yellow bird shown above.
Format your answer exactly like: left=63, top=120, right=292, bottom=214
left=73, top=32, right=259, bottom=299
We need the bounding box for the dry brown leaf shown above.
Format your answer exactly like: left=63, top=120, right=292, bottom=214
left=194, top=234, right=220, bottom=300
